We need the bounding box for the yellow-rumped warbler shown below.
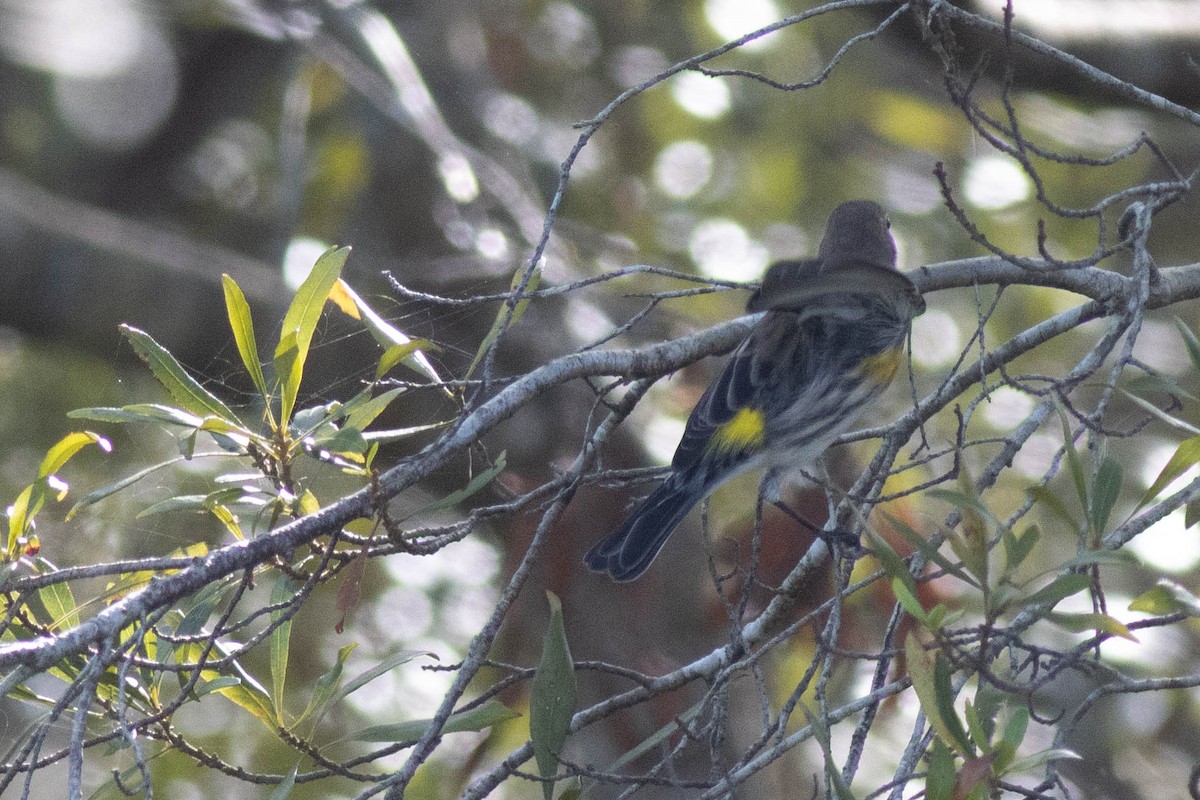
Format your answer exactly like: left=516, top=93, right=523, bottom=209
left=586, top=200, right=926, bottom=581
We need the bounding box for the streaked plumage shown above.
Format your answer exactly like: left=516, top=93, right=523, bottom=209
left=586, top=200, right=925, bottom=581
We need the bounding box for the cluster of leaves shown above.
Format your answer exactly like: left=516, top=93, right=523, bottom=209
left=0, top=248, right=548, bottom=796
left=867, top=369, right=1200, bottom=800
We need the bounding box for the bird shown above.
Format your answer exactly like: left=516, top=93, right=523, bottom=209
left=585, top=200, right=926, bottom=581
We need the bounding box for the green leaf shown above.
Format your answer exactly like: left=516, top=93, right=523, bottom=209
left=351, top=698, right=519, bottom=742
left=1046, top=612, right=1138, bottom=641
left=466, top=263, right=542, bottom=380
left=1089, top=457, right=1122, bottom=537
left=1174, top=317, right=1200, bottom=371
left=1001, top=525, right=1039, bottom=573
left=295, top=643, right=358, bottom=736
left=38, top=431, right=111, bottom=479
left=69, top=457, right=191, bottom=519
left=1137, top=436, right=1200, bottom=509
left=1129, top=580, right=1200, bottom=616
left=530, top=591, right=577, bottom=800
left=906, top=633, right=971, bottom=757
left=884, top=513, right=975, bottom=586
left=195, top=676, right=242, bottom=697
left=270, top=575, right=297, bottom=724
left=1059, top=411, right=1089, bottom=517
left=606, top=700, right=704, bottom=772
left=1185, top=501, right=1200, bottom=530
left=1121, top=389, right=1200, bottom=435
left=416, top=452, right=506, bottom=516
left=867, top=530, right=917, bottom=598
left=1027, top=486, right=1077, bottom=531
left=803, top=705, right=857, bottom=800
left=222, top=275, right=269, bottom=399
left=963, top=699, right=989, bottom=753
left=337, top=649, right=437, bottom=703
left=1021, top=574, right=1092, bottom=610
left=892, top=577, right=929, bottom=626
left=268, top=764, right=299, bottom=800
left=37, top=578, right=80, bottom=631
left=995, top=706, right=1029, bottom=773
left=343, top=388, right=406, bottom=433
left=329, top=278, right=443, bottom=385
left=1004, top=747, right=1081, bottom=774
left=274, top=246, right=348, bottom=424
left=925, top=737, right=956, bottom=800
left=120, top=325, right=240, bottom=424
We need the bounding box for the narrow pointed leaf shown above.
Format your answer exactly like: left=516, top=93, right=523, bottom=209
left=270, top=575, right=297, bottom=723
left=417, top=452, right=506, bottom=515
left=1046, top=611, right=1138, bottom=640
left=1021, top=574, right=1092, bottom=610
left=530, top=591, right=576, bottom=800
left=222, top=275, right=269, bottom=398
left=351, top=698, right=519, bottom=742
left=120, top=324, right=240, bottom=423
left=38, top=432, right=110, bottom=479
left=1129, top=580, right=1200, bottom=616
left=268, top=764, right=299, bottom=800
left=1089, top=457, right=1122, bottom=536
left=1121, top=390, right=1200, bottom=435
left=274, top=246, right=349, bottom=424
left=330, top=278, right=443, bottom=385
left=1138, top=436, right=1200, bottom=508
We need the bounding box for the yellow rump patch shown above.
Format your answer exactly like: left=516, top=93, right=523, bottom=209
left=859, top=346, right=903, bottom=384
left=709, top=407, right=766, bottom=454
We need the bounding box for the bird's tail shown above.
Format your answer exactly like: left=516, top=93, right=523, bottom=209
left=584, top=476, right=706, bottom=581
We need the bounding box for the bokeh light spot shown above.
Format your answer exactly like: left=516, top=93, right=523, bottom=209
left=689, top=219, right=768, bottom=281
left=654, top=140, right=714, bottom=199
left=670, top=72, right=732, bottom=119
left=963, top=155, right=1032, bottom=209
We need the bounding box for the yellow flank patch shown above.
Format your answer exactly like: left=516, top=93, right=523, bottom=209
left=859, top=346, right=903, bottom=384
left=709, top=407, right=766, bottom=454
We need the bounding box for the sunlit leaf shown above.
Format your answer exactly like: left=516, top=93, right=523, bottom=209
left=529, top=590, right=576, bottom=800
left=37, top=577, right=79, bottom=631
left=328, top=278, right=443, bottom=386
left=1046, top=612, right=1137, bottom=641
left=222, top=275, right=269, bottom=399
left=274, top=246, right=349, bottom=425
left=120, top=325, right=240, bottom=424
left=342, top=388, right=405, bottom=432
left=38, top=431, right=110, bottom=479
left=1137, top=435, right=1200, bottom=509
left=1129, top=580, right=1200, bottom=616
